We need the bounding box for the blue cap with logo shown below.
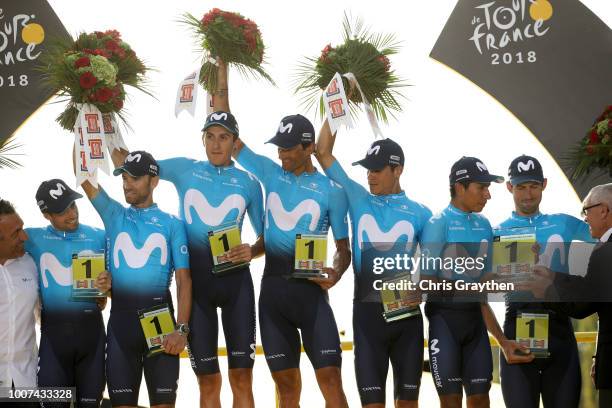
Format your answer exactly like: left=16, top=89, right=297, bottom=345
left=266, top=114, right=315, bottom=148
left=449, top=156, right=504, bottom=185
left=202, top=111, right=239, bottom=137
left=508, top=155, right=544, bottom=185
left=113, top=151, right=159, bottom=177
left=35, top=179, right=83, bottom=214
left=352, top=138, right=405, bottom=170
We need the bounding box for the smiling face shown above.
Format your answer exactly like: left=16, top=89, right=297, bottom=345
left=44, top=201, right=79, bottom=232
left=203, top=125, right=235, bottom=167
left=122, top=173, right=158, bottom=206
left=277, top=143, right=313, bottom=173
left=0, top=213, right=28, bottom=261
left=507, top=180, right=547, bottom=216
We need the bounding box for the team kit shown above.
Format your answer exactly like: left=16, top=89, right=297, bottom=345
left=17, top=65, right=596, bottom=408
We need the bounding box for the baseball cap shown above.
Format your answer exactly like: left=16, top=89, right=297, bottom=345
left=36, top=179, right=83, bottom=214
left=202, top=111, right=239, bottom=136
left=113, top=151, right=159, bottom=177
left=449, top=156, right=504, bottom=185
left=266, top=114, right=315, bottom=148
left=508, top=155, right=544, bottom=185
left=352, top=138, right=405, bottom=170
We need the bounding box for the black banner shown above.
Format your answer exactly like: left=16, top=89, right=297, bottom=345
left=0, top=0, right=69, bottom=142
left=430, top=0, right=612, bottom=198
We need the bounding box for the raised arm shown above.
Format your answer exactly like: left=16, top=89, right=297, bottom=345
left=72, top=144, right=99, bottom=200
left=213, top=57, right=230, bottom=112
left=315, top=119, right=337, bottom=170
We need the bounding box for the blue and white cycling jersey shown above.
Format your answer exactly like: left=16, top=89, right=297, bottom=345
left=158, top=158, right=264, bottom=252
left=421, top=204, right=494, bottom=307
left=25, top=224, right=105, bottom=319
left=324, top=160, right=431, bottom=298
left=495, top=211, right=594, bottom=315
left=495, top=212, right=593, bottom=273
left=236, top=145, right=348, bottom=275
left=91, top=189, right=190, bottom=311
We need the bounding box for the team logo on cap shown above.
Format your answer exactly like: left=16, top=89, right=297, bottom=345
left=126, top=153, right=142, bottom=163
left=516, top=160, right=535, bottom=172
left=278, top=122, right=293, bottom=134
left=49, top=183, right=66, bottom=199
left=367, top=145, right=381, bottom=156
left=210, top=112, right=228, bottom=121
left=476, top=162, right=487, bottom=172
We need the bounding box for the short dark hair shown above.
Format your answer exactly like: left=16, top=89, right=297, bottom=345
left=301, top=141, right=314, bottom=150
left=450, top=181, right=470, bottom=198
left=0, top=199, right=16, bottom=216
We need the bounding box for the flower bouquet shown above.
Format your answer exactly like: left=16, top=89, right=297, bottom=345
left=294, top=14, right=406, bottom=123
left=40, top=29, right=150, bottom=130
left=182, top=8, right=274, bottom=92
left=567, top=105, right=612, bottom=179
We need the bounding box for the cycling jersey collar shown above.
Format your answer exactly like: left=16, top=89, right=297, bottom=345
left=447, top=203, right=473, bottom=217
left=47, top=224, right=82, bottom=240
left=372, top=190, right=406, bottom=201
left=510, top=211, right=543, bottom=224
left=204, top=160, right=235, bottom=174
left=284, top=167, right=318, bottom=178
left=128, top=203, right=159, bottom=213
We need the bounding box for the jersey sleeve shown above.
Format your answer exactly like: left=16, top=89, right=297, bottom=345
left=235, top=145, right=279, bottom=184
left=420, top=214, right=447, bottom=277
left=90, top=189, right=124, bottom=228
left=415, top=205, right=433, bottom=244
left=328, top=181, right=349, bottom=241
left=158, top=157, right=191, bottom=183
left=24, top=228, right=37, bottom=255
left=246, top=175, right=265, bottom=237
left=170, top=217, right=190, bottom=270
left=567, top=215, right=596, bottom=243
left=324, top=160, right=368, bottom=201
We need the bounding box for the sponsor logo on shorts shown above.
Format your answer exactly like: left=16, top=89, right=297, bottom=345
left=200, top=356, right=218, bottom=362
left=449, top=377, right=462, bottom=382
left=80, top=398, right=96, bottom=402
left=320, top=349, right=338, bottom=355
left=266, top=353, right=286, bottom=360
left=402, top=384, right=418, bottom=390
left=231, top=351, right=246, bottom=356
left=361, top=386, right=382, bottom=392
left=157, top=388, right=173, bottom=393
left=111, top=389, right=133, bottom=393
left=471, top=378, right=489, bottom=384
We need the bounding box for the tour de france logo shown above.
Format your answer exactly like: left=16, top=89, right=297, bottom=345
left=0, top=7, right=46, bottom=87
left=469, top=0, right=553, bottom=66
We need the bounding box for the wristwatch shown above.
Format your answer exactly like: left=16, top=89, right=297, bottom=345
left=176, top=323, right=190, bottom=336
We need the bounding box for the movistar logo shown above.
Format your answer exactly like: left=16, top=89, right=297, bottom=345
left=39, top=252, right=71, bottom=287
left=183, top=190, right=246, bottom=226
left=210, top=112, right=228, bottom=121
left=126, top=153, right=141, bottom=163
left=476, top=162, right=487, bottom=172
left=278, top=122, right=293, bottom=134
left=430, top=338, right=440, bottom=355
left=265, top=192, right=321, bottom=232
left=49, top=183, right=66, bottom=199
left=517, top=160, right=535, bottom=172
left=113, top=232, right=167, bottom=268
left=367, top=145, right=380, bottom=156
left=357, top=214, right=415, bottom=252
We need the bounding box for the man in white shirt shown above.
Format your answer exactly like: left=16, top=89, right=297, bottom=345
left=0, top=198, right=39, bottom=406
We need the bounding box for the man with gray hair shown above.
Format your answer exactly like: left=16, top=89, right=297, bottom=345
left=528, top=183, right=612, bottom=408
left=0, top=199, right=39, bottom=407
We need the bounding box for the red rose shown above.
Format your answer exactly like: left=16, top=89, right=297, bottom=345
left=113, top=98, right=124, bottom=110
left=586, top=145, right=595, bottom=155
left=79, top=72, right=98, bottom=89
left=105, top=40, right=120, bottom=52
left=104, top=30, right=121, bottom=39
left=74, top=56, right=91, bottom=68
left=590, top=130, right=600, bottom=143
left=92, top=49, right=111, bottom=58
left=95, top=87, right=113, bottom=103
